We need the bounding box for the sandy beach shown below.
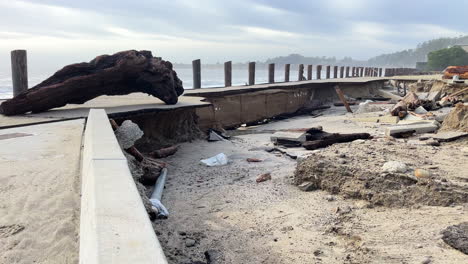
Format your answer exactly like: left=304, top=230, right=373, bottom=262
left=0, top=120, right=83, bottom=264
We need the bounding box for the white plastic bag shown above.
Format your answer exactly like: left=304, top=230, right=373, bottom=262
left=200, top=153, right=228, bottom=167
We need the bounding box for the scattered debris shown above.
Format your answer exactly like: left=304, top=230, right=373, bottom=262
left=271, top=131, right=307, bottom=146
left=414, top=169, right=431, bottom=179
left=351, top=115, right=399, bottom=124
left=356, top=100, right=386, bottom=114
left=440, top=103, right=468, bottom=132
left=303, top=130, right=371, bottom=150
left=441, top=222, right=468, bottom=255
left=185, top=238, right=196, bottom=247
left=246, top=158, right=262, bottom=162
left=150, top=145, right=179, bottom=158
left=149, top=168, right=169, bottom=219
left=294, top=154, right=468, bottom=207
left=385, top=121, right=439, bottom=137
left=208, top=129, right=228, bottom=142
left=420, top=131, right=468, bottom=142
left=390, top=101, right=408, bottom=117
left=256, top=173, right=272, bottom=183
left=334, top=85, right=353, bottom=113
left=114, top=120, right=144, bottom=149
left=200, top=153, right=228, bottom=167
left=382, top=161, right=407, bottom=173
left=298, top=181, right=317, bottom=192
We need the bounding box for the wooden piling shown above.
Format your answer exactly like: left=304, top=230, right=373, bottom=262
left=333, top=66, right=338, bottom=78
left=284, top=64, right=290, bottom=82
left=11, top=50, right=28, bottom=96
left=360, top=67, right=364, bottom=77
left=316, top=65, right=322, bottom=79
left=335, top=85, right=353, bottom=113
left=326, top=66, right=330, bottom=79
left=307, top=65, right=312, bottom=80
left=192, top=59, right=201, bottom=89
left=345, top=67, right=350, bottom=78
left=248, top=62, right=255, bottom=85
left=298, top=64, right=304, bottom=81
left=224, top=61, right=232, bottom=87
left=268, top=63, right=275, bottom=83
left=340, top=66, right=344, bottom=78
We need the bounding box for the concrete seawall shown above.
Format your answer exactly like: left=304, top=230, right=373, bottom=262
left=80, top=109, right=167, bottom=264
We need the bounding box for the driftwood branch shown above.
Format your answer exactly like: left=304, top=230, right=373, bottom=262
left=0, top=50, right=184, bottom=115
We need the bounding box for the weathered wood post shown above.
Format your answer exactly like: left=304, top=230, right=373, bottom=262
left=284, top=64, right=290, bottom=82
left=360, top=67, right=364, bottom=77
left=192, top=59, right=201, bottom=89
left=248, top=62, right=255, bottom=85
left=224, top=61, right=232, bottom=87
left=340, top=66, right=344, bottom=78
left=298, top=64, right=304, bottom=81
left=316, top=65, right=322, bottom=79
left=351, top=67, right=355, bottom=77
left=307, top=65, right=312, bottom=80
left=268, top=63, right=275, bottom=83
left=326, top=66, right=331, bottom=79
left=379, top=68, right=382, bottom=77
left=345, top=66, right=350, bottom=78
left=11, top=50, right=28, bottom=96
left=333, top=66, right=338, bottom=78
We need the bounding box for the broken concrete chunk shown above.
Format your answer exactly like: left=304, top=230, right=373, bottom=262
left=427, top=90, right=441, bottom=102
left=351, top=115, right=399, bottom=124
left=414, top=106, right=428, bottom=115
left=385, top=122, right=439, bottom=137
left=298, top=181, right=317, bottom=192
left=271, top=131, right=307, bottom=143
left=382, top=161, right=407, bottom=173
left=115, top=120, right=144, bottom=149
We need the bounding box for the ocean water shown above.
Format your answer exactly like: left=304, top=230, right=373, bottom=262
left=0, top=67, right=330, bottom=99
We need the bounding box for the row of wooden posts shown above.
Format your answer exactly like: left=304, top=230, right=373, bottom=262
left=192, top=59, right=400, bottom=89
left=8, top=50, right=416, bottom=96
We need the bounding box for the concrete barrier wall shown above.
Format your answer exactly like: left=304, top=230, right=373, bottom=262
left=194, top=80, right=385, bottom=130
left=80, top=109, right=167, bottom=264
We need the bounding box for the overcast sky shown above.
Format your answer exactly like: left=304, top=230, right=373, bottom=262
left=0, top=0, right=467, bottom=72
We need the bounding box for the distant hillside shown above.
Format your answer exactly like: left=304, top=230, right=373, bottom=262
left=264, top=54, right=365, bottom=66
left=367, top=35, right=468, bottom=67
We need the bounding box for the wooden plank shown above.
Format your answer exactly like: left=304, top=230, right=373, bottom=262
left=334, top=85, right=352, bottom=113
left=307, top=65, right=312, bottom=80
left=316, top=65, right=322, bottom=79
left=333, top=66, right=338, bottom=78
left=326, top=65, right=330, bottom=79
left=340, top=66, right=344, bottom=78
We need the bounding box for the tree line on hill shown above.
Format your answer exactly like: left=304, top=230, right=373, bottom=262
left=173, top=35, right=468, bottom=70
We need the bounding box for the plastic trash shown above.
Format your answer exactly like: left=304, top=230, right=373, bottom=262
left=200, top=153, right=228, bottom=167
left=208, top=130, right=226, bottom=142
left=150, top=198, right=169, bottom=219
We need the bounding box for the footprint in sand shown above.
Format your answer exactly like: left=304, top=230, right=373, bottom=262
left=0, top=224, right=25, bottom=238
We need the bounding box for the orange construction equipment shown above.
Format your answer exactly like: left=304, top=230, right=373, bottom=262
left=443, top=66, right=468, bottom=79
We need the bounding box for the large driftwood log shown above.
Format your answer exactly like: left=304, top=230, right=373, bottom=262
left=0, top=50, right=184, bottom=116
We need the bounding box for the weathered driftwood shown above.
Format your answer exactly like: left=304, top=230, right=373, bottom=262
left=150, top=145, right=179, bottom=158
left=303, top=133, right=371, bottom=150
left=0, top=50, right=184, bottom=115
left=390, top=101, right=408, bottom=117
